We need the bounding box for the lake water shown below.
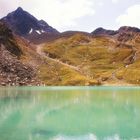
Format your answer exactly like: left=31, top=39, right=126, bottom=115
left=0, top=86, right=140, bottom=140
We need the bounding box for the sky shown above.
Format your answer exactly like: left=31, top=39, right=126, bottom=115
left=0, top=0, right=140, bottom=32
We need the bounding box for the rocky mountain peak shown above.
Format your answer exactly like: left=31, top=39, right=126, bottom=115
left=16, top=7, right=23, bottom=11
left=13, top=7, right=24, bottom=15
left=0, top=7, right=59, bottom=43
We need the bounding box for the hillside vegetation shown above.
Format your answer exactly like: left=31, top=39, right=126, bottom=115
left=39, top=33, right=140, bottom=85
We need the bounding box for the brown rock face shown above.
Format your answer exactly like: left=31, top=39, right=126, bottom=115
left=0, top=22, right=41, bottom=86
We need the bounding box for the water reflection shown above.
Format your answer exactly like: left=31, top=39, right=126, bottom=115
left=0, top=87, right=140, bottom=140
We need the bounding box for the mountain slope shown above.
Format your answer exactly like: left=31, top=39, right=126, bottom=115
left=40, top=32, right=140, bottom=85
left=0, top=22, right=42, bottom=86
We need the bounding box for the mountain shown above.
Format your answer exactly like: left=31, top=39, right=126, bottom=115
left=1, top=8, right=140, bottom=86
left=0, top=8, right=92, bottom=44
left=91, top=26, right=140, bottom=43
left=92, top=26, right=140, bottom=36
left=0, top=7, right=60, bottom=44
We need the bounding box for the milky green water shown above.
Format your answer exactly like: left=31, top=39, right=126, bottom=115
left=0, top=86, right=140, bottom=140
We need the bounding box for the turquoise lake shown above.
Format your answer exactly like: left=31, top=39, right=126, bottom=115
left=0, top=86, right=140, bottom=140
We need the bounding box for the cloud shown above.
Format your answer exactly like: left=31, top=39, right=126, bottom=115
left=0, top=0, right=95, bottom=31
left=116, top=4, right=140, bottom=28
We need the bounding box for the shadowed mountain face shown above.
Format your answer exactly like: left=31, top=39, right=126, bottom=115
left=0, top=7, right=60, bottom=44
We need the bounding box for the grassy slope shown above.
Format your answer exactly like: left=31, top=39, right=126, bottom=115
left=38, top=59, right=100, bottom=86
left=38, top=33, right=140, bottom=85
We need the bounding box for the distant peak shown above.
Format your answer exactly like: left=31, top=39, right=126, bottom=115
left=15, top=7, right=24, bottom=12
left=118, top=26, right=140, bottom=33
left=92, top=27, right=117, bottom=36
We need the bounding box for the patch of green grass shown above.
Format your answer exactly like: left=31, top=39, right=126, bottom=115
left=38, top=60, right=99, bottom=86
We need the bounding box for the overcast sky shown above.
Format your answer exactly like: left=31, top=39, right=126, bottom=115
left=0, top=0, right=140, bottom=32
